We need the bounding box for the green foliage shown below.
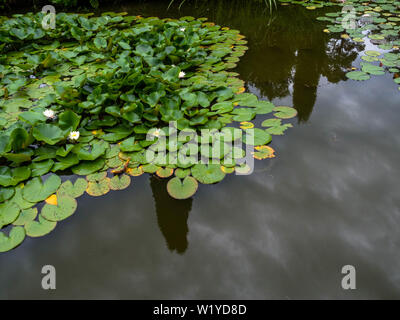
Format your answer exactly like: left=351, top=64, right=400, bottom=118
left=0, top=11, right=295, bottom=252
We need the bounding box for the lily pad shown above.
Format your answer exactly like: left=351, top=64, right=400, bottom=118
left=86, top=178, right=111, bottom=196
left=25, top=214, right=57, bottom=237
left=167, top=176, right=199, bottom=199
left=13, top=208, right=38, bottom=226
left=252, top=145, right=276, bottom=160
left=156, top=167, right=174, bottom=178
left=58, top=178, right=88, bottom=198
left=0, top=227, right=26, bottom=252
left=345, top=71, right=371, bottom=81
left=22, top=175, right=61, bottom=203
left=191, top=164, right=226, bottom=184
left=273, top=106, right=298, bottom=119
left=109, top=174, right=131, bottom=191
left=0, top=187, right=15, bottom=203
left=0, top=166, right=31, bottom=187
left=243, top=128, right=272, bottom=146
left=71, top=158, right=105, bottom=175
left=0, top=202, right=20, bottom=228
left=41, top=195, right=77, bottom=222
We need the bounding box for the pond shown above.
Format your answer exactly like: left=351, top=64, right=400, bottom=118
left=0, top=0, right=400, bottom=299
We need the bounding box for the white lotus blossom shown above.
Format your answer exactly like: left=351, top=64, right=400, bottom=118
left=43, top=109, right=55, bottom=119
left=179, top=71, right=186, bottom=79
left=69, top=131, right=80, bottom=141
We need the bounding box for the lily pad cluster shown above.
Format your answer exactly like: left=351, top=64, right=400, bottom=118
left=279, top=0, right=400, bottom=88
left=0, top=12, right=296, bottom=252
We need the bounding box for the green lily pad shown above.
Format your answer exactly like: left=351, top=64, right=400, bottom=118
left=0, top=166, right=31, bottom=187
left=33, top=123, right=65, bottom=145
left=109, top=174, right=131, bottom=191
left=174, top=168, right=191, bottom=179
left=25, top=214, right=57, bottom=237
left=167, top=176, right=199, bottom=200
left=0, top=187, right=15, bottom=203
left=345, top=71, right=371, bottom=81
left=58, top=178, right=88, bottom=198
left=86, top=178, right=111, bottom=196
left=22, top=175, right=61, bottom=203
left=71, top=158, right=105, bottom=175
left=0, top=227, right=26, bottom=252
left=191, top=164, right=226, bottom=184
left=41, top=195, right=77, bottom=222
left=0, top=201, right=20, bottom=228
left=365, top=50, right=381, bottom=57
left=13, top=208, right=38, bottom=226
left=29, top=160, right=54, bottom=177
left=86, top=172, right=107, bottom=182
left=273, top=106, right=298, bottom=119
left=243, top=128, right=272, bottom=146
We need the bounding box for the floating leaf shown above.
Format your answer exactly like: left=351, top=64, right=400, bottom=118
left=252, top=146, right=276, bottom=160
left=41, top=195, right=77, bottom=222
left=22, top=175, right=61, bottom=203
left=0, top=202, right=20, bottom=228
left=345, top=71, right=370, bottom=81
left=0, top=166, right=31, bottom=187
left=13, top=208, right=38, bottom=226
left=86, top=178, right=111, bottom=196
left=58, top=178, right=88, bottom=198
left=109, top=174, right=131, bottom=191
left=0, top=187, right=15, bottom=203
left=167, top=176, right=198, bottom=200
left=156, top=167, right=174, bottom=178
left=0, top=227, right=26, bottom=252
left=71, top=158, right=105, bottom=175
left=273, top=106, right=298, bottom=119
left=174, top=168, right=191, bottom=179
left=243, top=128, right=272, bottom=146
left=191, top=164, right=226, bottom=184
left=25, top=214, right=57, bottom=237
left=126, top=166, right=144, bottom=177
left=239, top=121, right=254, bottom=129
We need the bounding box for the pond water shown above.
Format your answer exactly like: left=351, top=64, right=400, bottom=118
left=1, top=0, right=400, bottom=299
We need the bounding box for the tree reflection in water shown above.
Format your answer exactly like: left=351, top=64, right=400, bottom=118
left=150, top=176, right=191, bottom=254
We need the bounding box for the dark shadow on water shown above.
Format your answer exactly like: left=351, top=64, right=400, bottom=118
left=150, top=176, right=192, bottom=254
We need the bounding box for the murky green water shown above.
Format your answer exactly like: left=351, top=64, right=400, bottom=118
left=1, top=0, right=400, bottom=299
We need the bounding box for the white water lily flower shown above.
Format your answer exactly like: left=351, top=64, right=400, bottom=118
left=43, top=109, right=55, bottom=119
left=153, top=129, right=161, bottom=137
left=179, top=71, right=186, bottom=79
left=69, top=131, right=80, bottom=141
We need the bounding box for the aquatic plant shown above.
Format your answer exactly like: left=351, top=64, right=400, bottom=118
left=279, top=0, right=400, bottom=88
left=0, top=12, right=296, bottom=252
